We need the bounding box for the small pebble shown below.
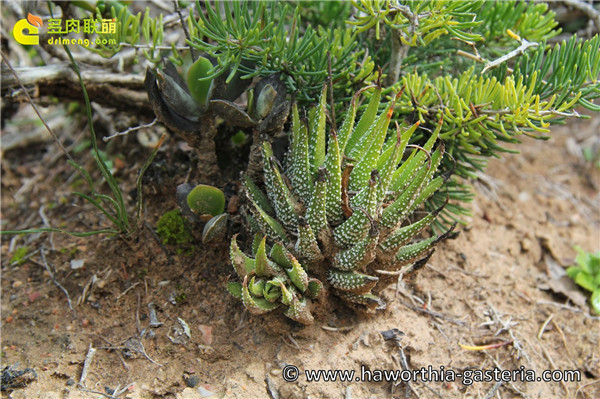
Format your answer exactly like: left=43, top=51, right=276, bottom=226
left=28, top=291, right=42, bottom=302
left=66, top=379, right=75, bottom=386
left=520, top=238, right=532, bottom=252
left=198, top=325, right=213, bottom=345
left=6, top=316, right=13, bottom=323
left=185, top=375, right=200, bottom=388
left=12, top=280, right=23, bottom=288
left=70, top=259, right=85, bottom=270
left=198, top=386, right=217, bottom=397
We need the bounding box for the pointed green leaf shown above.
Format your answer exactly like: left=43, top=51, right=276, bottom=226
left=328, top=269, right=379, bottom=294
left=249, top=276, right=265, bottom=297
left=246, top=195, right=288, bottom=242
left=270, top=242, right=294, bottom=269
left=244, top=176, right=275, bottom=216
left=308, top=85, right=327, bottom=172
left=284, top=297, right=314, bottom=325
left=381, top=211, right=437, bottom=251
left=336, top=291, right=385, bottom=311
left=279, top=282, right=296, bottom=306
left=252, top=233, right=263, bottom=256
left=295, top=217, right=322, bottom=263
left=394, top=224, right=456, bottom=267
left=255, top=236, right=283, bottom=277
left=227, top=281, right=243, bottom=299
left=334, top=171, right=378, bottom=247
left=348, top=100, right=395, bottom=191
left=324, top=132, right=343, bottom=223
left=379, top=122, right=415, bottom=192
left=307, top=278, right=323, bottom=299
left=263, top=278, right=283, bottom=302
left=381, top=164, right=431, bottom=229
left=230, top=234, right=255, bottom=278
left=287, top=103, right=312, bottom=203
left=263, top=142, right=298, bottom=232
left=336, top=95, right=358, bottom=153
left=333, top=224, right=379, bottom=271
left=306, top=168, right=328, bottom=237
left=389, top=121, right=440, bottom=192
left=345, top=87, right=381, bottom=156
left=285, top=253, right=309, bottom=292
left=242, top=275, right=280, bottom=315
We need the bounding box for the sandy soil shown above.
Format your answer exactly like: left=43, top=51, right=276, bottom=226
left=1, top=113, right=599, bottom=399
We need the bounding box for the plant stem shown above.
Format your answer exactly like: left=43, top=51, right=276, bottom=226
left=386, top=30, right=409, bottom=86
left=482, top=39, right=539, bottom=74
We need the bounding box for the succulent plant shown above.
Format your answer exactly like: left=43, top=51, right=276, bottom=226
left=145, top=58, right=289, bottom=133
left=176, top=183, right=229, bottom=243
left=227, top=85, right=455, bottom=324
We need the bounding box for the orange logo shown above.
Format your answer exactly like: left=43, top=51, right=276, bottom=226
left=13, top=13, right=43, bottom=45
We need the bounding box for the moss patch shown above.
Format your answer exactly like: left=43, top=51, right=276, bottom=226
left=10, top=247, right=30, bottom=265
left=156, top=209, right=194, bottom=247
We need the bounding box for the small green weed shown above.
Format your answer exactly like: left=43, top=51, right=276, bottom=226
left=566, top=246, right=600, bottom=315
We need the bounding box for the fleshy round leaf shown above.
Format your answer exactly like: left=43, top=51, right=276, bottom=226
left=187, top=185, right=225, bottom=217
left=187, top=56, right=214, bottom=106
left=202, top=213, right=228, bottom=243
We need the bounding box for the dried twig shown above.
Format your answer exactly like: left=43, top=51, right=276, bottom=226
left=541, top=344, right=569, bottom=396
left=485, top=303, right=530, bottom=363
left=483, top=381, right=503, bottom=399
left=125, top=337, right=163, bottom=366
left=537, top=313, right=554, bottom=340
left=1, top=52, right=77, bottom=165
left=482, top=37, right=539, bottom=74
left=94, top=335, right=131, bottom=371
left=321, top=325, right=356, bottom=332
left=1, top=61, right=150, bottom=112
left=1, top=62, right=145, bottom=87
left=78, top=274, right=97, bottom=306
left=78, top=344, right=96, bottom=388
left=537, top=300, right=600, bottom=320
left=144, top=222, right=173, bottom=264
left=39, top=248, right=75, bottom=315
left=575, top=379, right=600, bottom=398
left=483, top=353, right=531, bottom=398
left=550, top=318, right=576, bottom=368
left=115, top=282, right=140, bottom=302
left=399, top=300, right=467, bottom=326
left=38, top=205, right=54, bottom=250
left=103, top=118, right=158, bottom=142
left=282, top=334, right=301, bottom=351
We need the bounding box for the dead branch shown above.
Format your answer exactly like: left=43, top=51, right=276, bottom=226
left=559, top=0, right=600, bottom=31
left=1, top=63, right=152, bottom=113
